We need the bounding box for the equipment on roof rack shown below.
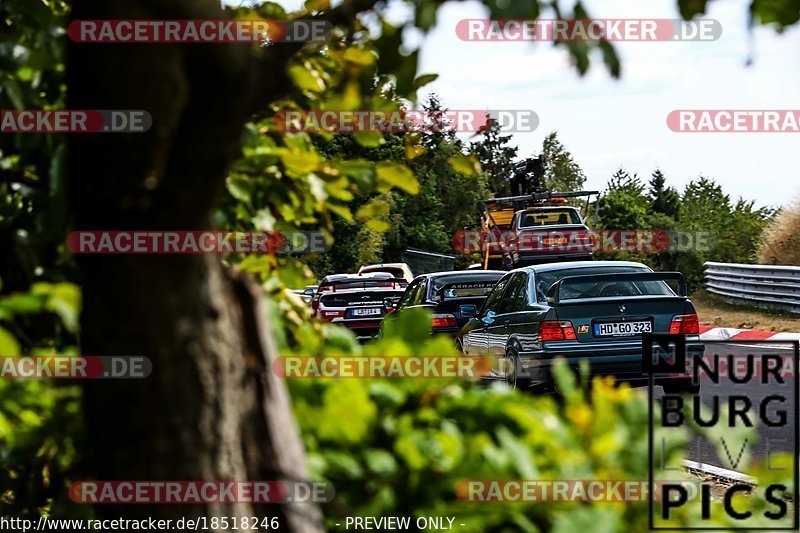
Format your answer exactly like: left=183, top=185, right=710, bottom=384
left=477, top=155, right=600, bottom=270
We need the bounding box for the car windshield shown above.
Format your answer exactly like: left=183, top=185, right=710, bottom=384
left=520, top=209, right=582, bottom=227
left=535, top=267, right=674, bottom=303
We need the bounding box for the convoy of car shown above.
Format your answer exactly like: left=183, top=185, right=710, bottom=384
left=299, top=257, right=702, bottom=394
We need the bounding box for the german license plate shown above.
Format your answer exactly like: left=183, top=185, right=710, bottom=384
left=594, top=320, right=652, bottom=337
left=352, top=307, right=382, bottom=317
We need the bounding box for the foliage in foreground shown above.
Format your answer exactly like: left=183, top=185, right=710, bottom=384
left=281, top=308, right=791, bottom=531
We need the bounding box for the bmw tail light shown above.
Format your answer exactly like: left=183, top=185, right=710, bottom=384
left=669, top=313, right=699, bottom=334
left=540, top=320, right=577, bottom=341
left=431, top=314, right=458, bottom=329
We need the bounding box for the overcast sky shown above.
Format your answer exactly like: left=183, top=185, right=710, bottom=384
left=237, top=0, right=800, bottom=208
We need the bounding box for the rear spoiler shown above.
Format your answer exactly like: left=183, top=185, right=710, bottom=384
left=546, top=272, right=687, bottom=305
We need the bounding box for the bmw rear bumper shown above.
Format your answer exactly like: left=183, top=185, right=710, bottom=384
left=517, top=337, right=704, bottom=388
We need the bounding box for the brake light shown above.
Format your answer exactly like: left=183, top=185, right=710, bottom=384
left=540, top=320, right=577, bottom=341
left=432, top=314, right=458, bottom=328
left=320, top=310, right=345, bottom=322
left=669, top=313, right=699, bottom=334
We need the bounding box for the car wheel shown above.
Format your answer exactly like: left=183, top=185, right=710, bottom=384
left=503, top=349, right=526, bottom=390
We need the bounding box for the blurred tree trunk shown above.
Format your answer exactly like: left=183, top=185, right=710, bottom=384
left=67, top=0, right=321, bottom=530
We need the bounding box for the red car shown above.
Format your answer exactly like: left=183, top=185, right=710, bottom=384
left=504, top=206, right=594, bottom=267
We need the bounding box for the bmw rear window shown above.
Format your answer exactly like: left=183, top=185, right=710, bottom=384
left=535, top=267, right=673, bottom=302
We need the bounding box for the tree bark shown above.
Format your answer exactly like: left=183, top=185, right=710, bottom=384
left=67, top=0, right=322, bottom=530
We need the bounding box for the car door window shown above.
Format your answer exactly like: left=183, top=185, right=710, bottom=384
left=511, top=273, right=530, bottom=311
left=496, top=273, right=525, bottom=314
left=481, top=273, right=512, bottom=314
left=412, top=280, right=428, bottom=304
left=398, top=281, right=420, bottom=308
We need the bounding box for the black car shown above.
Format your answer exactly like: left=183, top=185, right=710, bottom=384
left=456, top=261, right=703, bottom=392
left=381, top=270, right=505, bottom=336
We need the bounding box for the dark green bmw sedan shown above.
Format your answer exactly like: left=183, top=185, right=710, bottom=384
left=456, top=261, right=703, bottom=392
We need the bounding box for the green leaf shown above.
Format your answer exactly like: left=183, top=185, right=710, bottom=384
left=318, top=380, right=376, bottom=444
left=227, top=175, right=254, bottom=204
left=751, top=0, right=800, bottom=26
left=354, top=132, right=385, bottom=148
left=394, top=50, right=420, bottom=96
left=364, top=449, right=398, bottom=476
left=677, top=0, right=709, bottom=20
left=448, top=154, right=481, bottom=176
left=32, top=282, right=81, bottom=333
left=355, top=200, right=390, bottom=220
left=0, top=293, right=47, bottom=315
left=344, top=47, right=377, bottom=66
left=415, top=2, right=439, bottom=31
left=404, top=133, right=427, bottom=160
left=327, top=203, right=353, bottom=221
left=279, top=149, right=321, bottom=176
left=304, top=0, right=330, bottom=12
left=365, top=219, right=391, bottom=232
left=376, top=162, right=419, bottom=195
left=0, top=326, right=20, bottom=355
left=288, top=63, right=324, bottom=93
left=335, top=159, right=376, bottom=188
left=405, top=143, right=426, bottom=160
left=412, top=73, right=438, bottom=90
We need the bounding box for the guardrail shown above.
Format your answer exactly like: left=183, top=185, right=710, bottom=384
left=703, top=261, right=800, bottom=314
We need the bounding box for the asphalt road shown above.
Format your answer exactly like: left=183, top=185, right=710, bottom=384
left=654, top=341, right=798, bottom=473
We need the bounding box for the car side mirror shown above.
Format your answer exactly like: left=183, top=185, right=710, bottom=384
left=547, top=284, right=560, bottom=306
left=460, top=304, right=477, bottom=318
left=481, top=310, right=496, bottom=325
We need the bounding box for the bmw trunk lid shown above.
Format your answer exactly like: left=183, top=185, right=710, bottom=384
left=546, top=272, right=692, bottom=343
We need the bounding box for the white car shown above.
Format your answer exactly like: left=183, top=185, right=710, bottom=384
left=357, top=262, right=414, bottom=283
left=312, top=273, right=408, bottom=341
